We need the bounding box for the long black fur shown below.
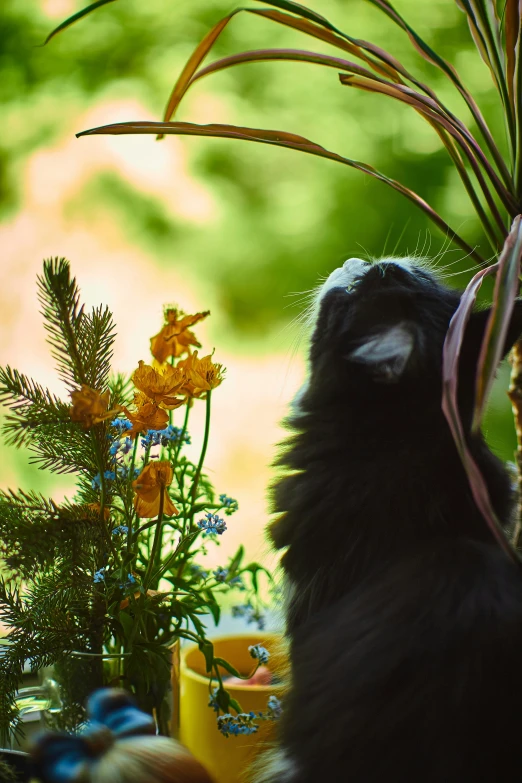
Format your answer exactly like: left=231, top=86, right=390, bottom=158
left=269, top=261, right=522, bottom=782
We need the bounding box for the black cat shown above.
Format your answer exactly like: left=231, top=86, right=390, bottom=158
left=265, top=258, right=522, bottom=783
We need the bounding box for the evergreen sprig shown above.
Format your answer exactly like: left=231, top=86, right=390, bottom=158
left=37, top=258, right=88, bottom=390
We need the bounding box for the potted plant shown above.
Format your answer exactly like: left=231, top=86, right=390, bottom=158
left=0, top=258, right=276, bottom=749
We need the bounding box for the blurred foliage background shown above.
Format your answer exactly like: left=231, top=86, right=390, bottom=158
left=0, top=0, right=517, bottom=565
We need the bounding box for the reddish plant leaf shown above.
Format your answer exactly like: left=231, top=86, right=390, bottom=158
left=43, top=0, right=118, bottom=45
left=441, top=262, right=518, bottom=561
left=76, top=119, right=485, bottom=263
left=504, top=0, right=520, bottom=103
left=340, top=74, right=514, bottom=221
left=161, top=12, right=239, bottom=132
left=364, top=0, right=511, bottom=187
left=473, top=216, right=522, bottom=429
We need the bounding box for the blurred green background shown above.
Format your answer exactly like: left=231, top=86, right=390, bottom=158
left=0, top=0, right=517, bottom=563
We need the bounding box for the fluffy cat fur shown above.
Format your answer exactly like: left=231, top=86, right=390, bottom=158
left=266, top=257, right=522, bottom=783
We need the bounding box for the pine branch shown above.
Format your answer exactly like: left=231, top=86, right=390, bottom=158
left=37, top=258, right=88, bottom=391
left=0, top=366, right=70, bottom=447
left=109, top=372, right=133, bottom=408
left=0, top=492, right=106, bottom=577
left=77, top=305, right=117, bottom=390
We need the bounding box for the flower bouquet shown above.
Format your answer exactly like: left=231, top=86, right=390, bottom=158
left=0, top=258, right=273, bottom=745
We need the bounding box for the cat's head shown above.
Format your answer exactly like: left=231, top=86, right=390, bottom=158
left=300, top=257, right=522, bottom=412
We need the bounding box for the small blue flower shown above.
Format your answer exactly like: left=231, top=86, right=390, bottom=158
left=228, top=575, right=245, bottom=590
left=141, top=430, right=161, bottom=449
left=103, top=470, right=116, bottom=481
left=267, top=695, right=283, bottom=719
left=219, top=494, right=239, bottom=515
left=121, top=437, right=133, bottom=455
left=93, top=567, right=106, bottom=584
left=248, top=644, right=270, bottom=665
left=111, top=418, right=133, bottom=433
left=213, top=567, right=228, bottom=583
left=119, top=574, right=137, bottom=591
left=197, top=512, right=227, bottom=536
left=208, top=687, right=220, bottom=714
left=91, top=473, right=101, bottom=490
left=112, top=526, right=129, bottom=536
left=109, top=441, right=120, bottom=457
left=217, top=713, right=259, bottom=738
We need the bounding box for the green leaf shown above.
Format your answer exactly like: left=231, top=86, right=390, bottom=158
left=43, top=0, right=119, bottom=45
left=118, top=612, right=135, bottom=638
left=199, top=639, right=214, bottom=673
left=77, top=121, right=484, bottom=264
left=213, top=657, right=243, bottom=678
left=228, top=545, right=245, bottom=575
left=215, top=687, right=231, bottom=713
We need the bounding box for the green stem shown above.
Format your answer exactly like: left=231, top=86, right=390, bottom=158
left=126, top=438, right=139, bottom=551
left=189, top=391, right=212, bottom=514
left=174, top=404, right=190, bottom=464
left=143, top=489, right=166, bottom=589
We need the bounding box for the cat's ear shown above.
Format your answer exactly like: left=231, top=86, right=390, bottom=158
left=346, top=323, right=416, bottom=383
left=464, top=299, right=522, bottom=360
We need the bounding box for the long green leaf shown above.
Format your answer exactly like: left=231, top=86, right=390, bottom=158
left=473, top=215, right=522, bottom=428
left=43, top=0, right=118, bottom=45
left=77, top=119, right=485, bottom=263
left=441, top=261, right=518, bottom=562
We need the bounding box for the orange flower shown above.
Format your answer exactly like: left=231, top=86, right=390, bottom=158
left=70, top=385, right=119, bottom=429
left=132, top=461, right=178, bottom=518
left=150, top=308, right=210, bottom=363
left=122, top=393, right=169, bottom=438
left=178, top=351, right=225, bottom=398
left=132, top=361, right=186, bottom=410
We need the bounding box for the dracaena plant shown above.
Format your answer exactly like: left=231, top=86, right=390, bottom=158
left=45, top=0, right=522, bottom=563
left=0, top=258, right=275, bottom=745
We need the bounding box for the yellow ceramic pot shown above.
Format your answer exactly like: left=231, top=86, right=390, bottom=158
left=178, top=634, right=286, bottom=783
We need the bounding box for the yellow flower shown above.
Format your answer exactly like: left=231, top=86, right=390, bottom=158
left=132, top=361, right=186, bottom=410
left=122, top=393, right=170, bottom=439
left=132, top=461, right=178, bottom=519
left=70, top=385, right=118, bottom=429
left=178, top=351, right=225, bottom=398
left=150, top=309, right=210, bottom=363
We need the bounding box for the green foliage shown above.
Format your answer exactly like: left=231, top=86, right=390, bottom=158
left=0, top=259, right=272, bottom=744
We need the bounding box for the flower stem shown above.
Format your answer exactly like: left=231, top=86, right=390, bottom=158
left=126, top=438, right=139, bottom=551
left=190, top=391, right=212, bottom=514
left=143, top=489, right=165, bottom=590
left=174, top=404, right=190, bottom=464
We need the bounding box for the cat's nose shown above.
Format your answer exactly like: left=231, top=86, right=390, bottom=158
left=343, top=258, right=370, bottom=273
left=343, top=258, right=369, bottom=270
